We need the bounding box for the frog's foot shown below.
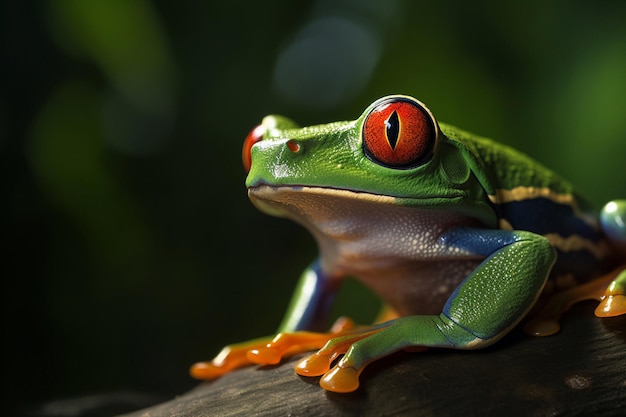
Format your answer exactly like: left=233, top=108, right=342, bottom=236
left=247, top=331, right=346, bottom=365
left=246, top=316, right=359, bottom=365
left=595, top=268, right=626, bottom=317
left=190, top=317, right=359, bottom=379
left=190, top=337, right=274, bottom=380
left=294, top=325, right=388, bottom=393
left=294, top=326, right=386, bottom=376
left=294, top=324, right=430, bottom=393
left=524, top=266, right=626, bottom=336
left=296, top=314, right=482, bottom=393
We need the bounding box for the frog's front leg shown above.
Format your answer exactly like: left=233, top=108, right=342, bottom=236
left=190, top=261, right=342, bottom=379
left=296, top=229, right=556, bottom=393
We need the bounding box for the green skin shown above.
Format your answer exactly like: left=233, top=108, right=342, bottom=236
left=212, top=95, right=625, bottom=392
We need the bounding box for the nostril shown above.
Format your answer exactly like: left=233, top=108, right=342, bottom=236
left=286, top=139, right=301, bottom=153
left=242, top=124, right=266, bottom=172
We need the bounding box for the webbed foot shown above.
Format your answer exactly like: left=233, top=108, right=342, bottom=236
left=190, top=316, right=358, bottom=380
left=294, top=326, right=386, bottom=377
left=296, top=315, right=468, bottom=393
left=297, top=329, right=393, bottom=393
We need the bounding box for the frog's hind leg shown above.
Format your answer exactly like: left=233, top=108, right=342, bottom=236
left=523, top=266, right=626, bottom=336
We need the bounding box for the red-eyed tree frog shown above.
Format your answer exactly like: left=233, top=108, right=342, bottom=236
left=191, top=95, right=626, bottom=393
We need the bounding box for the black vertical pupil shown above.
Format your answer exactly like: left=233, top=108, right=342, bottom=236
left=385, top=110, right=400, bottom=149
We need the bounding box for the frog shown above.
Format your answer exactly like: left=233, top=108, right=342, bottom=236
left=191, top=95, right=626, bottom=393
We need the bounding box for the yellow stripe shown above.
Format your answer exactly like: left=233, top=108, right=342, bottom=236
left=488, top=186, right=575, bottom=205
left=544, top=233, right=610, bottom=259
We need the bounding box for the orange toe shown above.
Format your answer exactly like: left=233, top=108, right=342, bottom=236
left=295, top=353, right=333, bottom=376
left=320, top=366, right=360, bottom=393
left=595, top=294, right=626, bottom=317
left=247, top=346, right=282, bottom=365
left=189, top=361, right=225, bottom=380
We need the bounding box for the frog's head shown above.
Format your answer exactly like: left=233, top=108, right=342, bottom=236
left=242, top=95, right=479, bottom=219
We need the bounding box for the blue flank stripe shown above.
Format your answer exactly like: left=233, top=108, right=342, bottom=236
left=494, top=197, right=602, bottom=242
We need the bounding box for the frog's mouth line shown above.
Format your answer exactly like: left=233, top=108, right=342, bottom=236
left=247, top=184, right=464, bottom=206
left=249, top=184, right=396, bottom=203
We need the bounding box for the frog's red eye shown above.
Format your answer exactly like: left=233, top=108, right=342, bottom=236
left=362, top=97, right=437, bottom=168
left=242, top=124, right=266, bottom=172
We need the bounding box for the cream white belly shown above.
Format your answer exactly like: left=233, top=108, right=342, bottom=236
left=250, top=185, right=487, bottom=315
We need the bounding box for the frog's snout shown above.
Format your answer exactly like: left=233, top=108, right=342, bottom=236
left=243, top=124, right=266, bottom=172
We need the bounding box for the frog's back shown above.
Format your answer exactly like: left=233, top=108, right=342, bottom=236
left=441, top=124, right=614, bottom=288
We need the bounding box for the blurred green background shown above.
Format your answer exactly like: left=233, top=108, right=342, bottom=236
left=2, top=0, right=625, bottom=415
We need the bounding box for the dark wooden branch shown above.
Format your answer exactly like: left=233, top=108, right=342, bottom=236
left=119, top=303, right=625, bottom=417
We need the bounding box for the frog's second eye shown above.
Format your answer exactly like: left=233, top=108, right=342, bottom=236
left=243, top=124, right=266, bottom=172
left=362, top=97, right=437, bottom=168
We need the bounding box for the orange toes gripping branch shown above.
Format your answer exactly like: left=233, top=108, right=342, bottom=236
left=189, top=320, right=389, bottom=391
left=190, top=329, right=362, bottom=381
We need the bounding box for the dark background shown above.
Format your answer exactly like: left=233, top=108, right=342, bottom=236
left=2, top=0, right=625, bottom=415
